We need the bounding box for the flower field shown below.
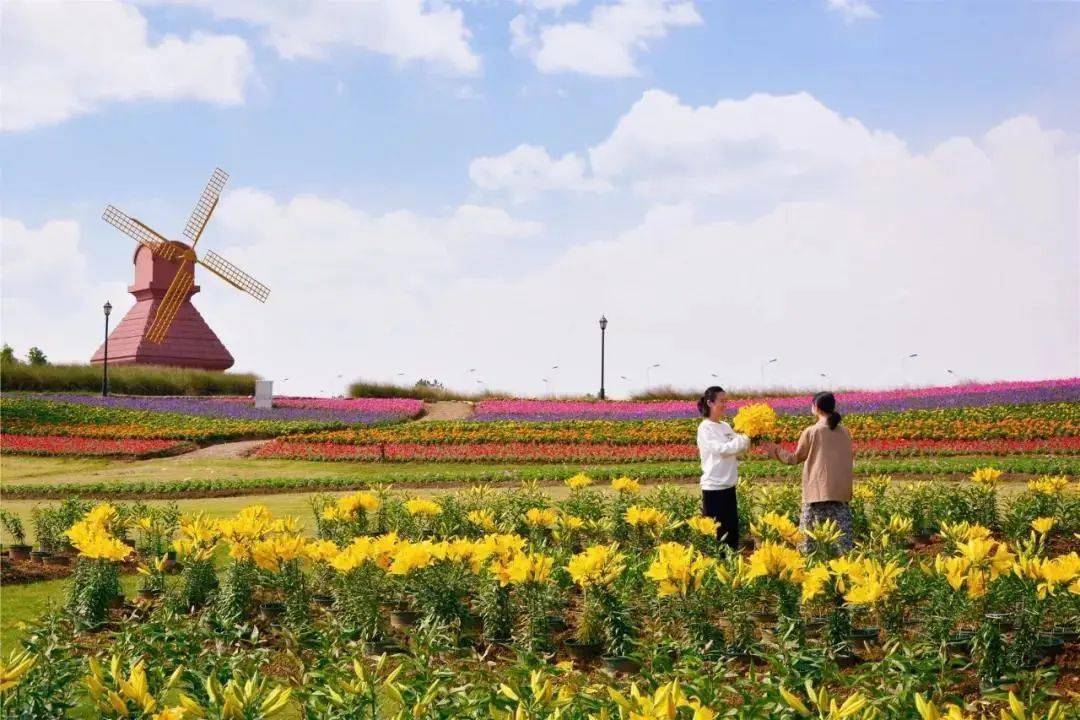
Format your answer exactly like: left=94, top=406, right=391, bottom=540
left=9, top=394, right=424, bottom=423
left=473, top=379, right=1080, bottom=420
left=252, top=402, right=1080, bottom=464
left=254, top=436, right=1080, bottom=463
left=2, top=473, right=1077, bottom=719
left=0, top=435, right=193, bottom=459
left=0, top=395, right=421, bottom=447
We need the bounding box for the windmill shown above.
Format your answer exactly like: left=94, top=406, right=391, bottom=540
left=102, top=168, right=269, bottom=344
left=91, top=169, right=267, bottom=370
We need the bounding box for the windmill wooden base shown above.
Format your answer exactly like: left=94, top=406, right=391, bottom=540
left=90, top=245, right=234, bottom=370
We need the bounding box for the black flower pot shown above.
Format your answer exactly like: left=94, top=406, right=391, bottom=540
left=260, top=601, right=286, bottom=622
left=564, top=640, right=603, bottom=662
left=31, top=550, right=50, bottom=564
left=389, top=609, right=421, bottom=630
left=1050, top=626, right=1079, bottom=643
left=601, top=655, right=641, bottom=674
left=849, top=627, right=880, bottom=653
left=1036, top=633, right=1065, bottom=660
left=945, top=630, right=975, bottom=656
left=546, top=615, right=568, bottom=633
left=367, top=638, right=406, bottom=655
left=7, top=544, right=31, bottom=562
left=833, top=651, right=862, bottom=668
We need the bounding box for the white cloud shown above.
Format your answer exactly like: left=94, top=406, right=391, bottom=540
left=0, top=218, right=128, bottom=359
left=511, top=0, right=702, bottom=78
left=0, top=0, right=253, bottom=132
left=826, top=0, right=879, bottom=23
left=469, top=144, right=610, bottom=199
left=518, top=0, right=583, bottom=13
left=588, top=90, right=907, bottom=201
left=170, top=0, right=480, bottom=74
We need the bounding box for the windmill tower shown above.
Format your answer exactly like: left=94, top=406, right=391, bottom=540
left=90, top=169, right=269, bottom=370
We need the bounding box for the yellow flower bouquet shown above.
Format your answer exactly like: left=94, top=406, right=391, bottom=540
left=732, top=403, right=778, bottom=440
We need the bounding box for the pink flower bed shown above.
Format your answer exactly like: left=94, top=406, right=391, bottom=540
left=472, top=378, right=1080, bottom=421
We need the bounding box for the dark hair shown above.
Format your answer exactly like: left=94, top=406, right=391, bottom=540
left=698, top=386, right=725, bottom=417
left=813, top=391, right=842, bottom=430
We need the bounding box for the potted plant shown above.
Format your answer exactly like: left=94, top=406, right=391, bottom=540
left=0, top=510, right=31, bottom=562
left=136, top=556, right=167, bottom=602
left=64, top=504, right=133, bottom=628
left=565, top=543, right=629, bottom=664
left=564, top=600, right=604, bottom=662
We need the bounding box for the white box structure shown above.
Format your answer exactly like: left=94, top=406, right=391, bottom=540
left=255, top=380, right=273, bottom=409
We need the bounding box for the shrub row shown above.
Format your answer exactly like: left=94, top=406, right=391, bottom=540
left=0, top=363, right=258, bottom=395
left=3, top=456, right=1076, bottom=499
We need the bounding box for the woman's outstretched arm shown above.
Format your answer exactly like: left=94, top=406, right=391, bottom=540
left=773, top=427, right=811, bottom=465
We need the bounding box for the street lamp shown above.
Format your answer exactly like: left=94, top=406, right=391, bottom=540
left=760, top=357, right=778, bottom=387
left=598, top=316, right=608, bottom=400
left=101, top=301, right=112, bottom=396
left=645, top=363, right=660, bottom=388
left=902, top=352, right=919, bottom=386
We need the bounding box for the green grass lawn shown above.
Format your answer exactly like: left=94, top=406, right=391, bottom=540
left=0, top=574, right=141, bottom=654
left=0, top=455, right=561, bottom=487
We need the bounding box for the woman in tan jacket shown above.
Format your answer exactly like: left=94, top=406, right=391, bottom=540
left=767, top=392, right=854, bottom=551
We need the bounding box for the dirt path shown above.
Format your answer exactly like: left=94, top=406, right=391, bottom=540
left=419, top=401, right=475, bottom=421
left=181, top=439, right=269, bottom=459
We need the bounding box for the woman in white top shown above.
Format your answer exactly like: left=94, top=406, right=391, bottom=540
left=696, top=386, right=751, bottom=551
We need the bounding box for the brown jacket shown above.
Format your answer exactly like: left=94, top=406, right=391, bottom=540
left=776, top=419, right=854, bottom=503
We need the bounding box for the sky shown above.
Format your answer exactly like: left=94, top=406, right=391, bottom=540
left=1, top=0, right=1078, bottom=397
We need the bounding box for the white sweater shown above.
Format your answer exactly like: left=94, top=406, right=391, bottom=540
left=697, top=419, right=751, bottom=490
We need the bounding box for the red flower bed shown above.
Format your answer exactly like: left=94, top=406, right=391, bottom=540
left=0, top=434, right=192, bottom=458
left=253, top=436, right=1080, bottom=463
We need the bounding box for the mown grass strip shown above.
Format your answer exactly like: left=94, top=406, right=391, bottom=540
left=2, top=455, right=1075, bottom=499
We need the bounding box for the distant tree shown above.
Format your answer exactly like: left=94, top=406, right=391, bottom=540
left=26, top=346, right=48, bottom=366
left=415, top=378, right=445, bottom=390
left=0, top=344, right=14, bottom=364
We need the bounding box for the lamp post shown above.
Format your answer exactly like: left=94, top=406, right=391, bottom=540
left=902, top=352, right=918, bottom=386
left=645, top=363, right=660, bottom=389
left=101, top=301, right=112, bottom=396
left=598, top=316, right=608, bottom=400
left=760, top=357, right=778, bottom=387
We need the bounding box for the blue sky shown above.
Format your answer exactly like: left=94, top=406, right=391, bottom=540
left=2, top=1, right=1078, bottom=395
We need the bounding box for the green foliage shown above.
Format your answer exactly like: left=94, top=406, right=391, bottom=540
left=67, top=557, right=121, bottom=628
left=29, top=499, right=90, bottom=553
left=0, top=343, right=15, bottom=365
left=0, top=509, right=26, bottom=545
left=0, top=363, right=257, bottom=395
left=212, top=559, right=255, bottom=628
left=25, top=347, right=47, bottom=366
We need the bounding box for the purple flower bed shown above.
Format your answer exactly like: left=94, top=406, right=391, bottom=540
left=471, top=378, right=1080, bottom=421
left=34, top=394, right=424, bottom=424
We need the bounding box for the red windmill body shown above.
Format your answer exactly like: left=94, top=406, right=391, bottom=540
left=90, top=168, right=269, bottom=370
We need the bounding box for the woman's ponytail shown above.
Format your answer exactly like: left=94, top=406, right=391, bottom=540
left=812, top=392, right=842, bottom=430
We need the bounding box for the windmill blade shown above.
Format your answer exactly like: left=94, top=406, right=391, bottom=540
left=102, top=205, right=178, bottom=260
left=182, top=168, right=229, bottom=247
left=198, top=250, right=270, bottom=303
left=145, top=261, right=194, bottom=344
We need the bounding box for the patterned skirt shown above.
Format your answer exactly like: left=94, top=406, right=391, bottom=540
left=798, top=501, right=854, bottom=553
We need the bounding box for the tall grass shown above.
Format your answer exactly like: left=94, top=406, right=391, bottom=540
left=0, top=363, right=257, bottom=396
left=348, top=379, right=515, bottom=401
